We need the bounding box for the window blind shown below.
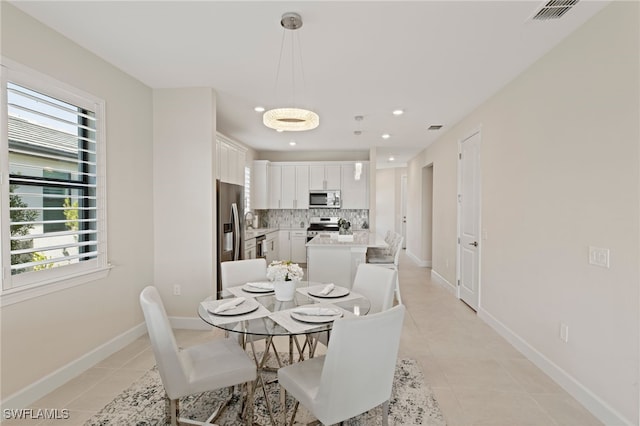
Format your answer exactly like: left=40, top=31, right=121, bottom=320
left=7, top=82, right=99, bottom=276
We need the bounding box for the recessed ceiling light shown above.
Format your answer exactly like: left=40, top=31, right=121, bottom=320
left=254, top=106, right=265, bottom=112
left=381, top=133, right=391, bottom=139
left=388, top=156, right=395, bottom=161
left=289, top=141, right=296, bottom=146
left=392, top=109, right=404, bottom=116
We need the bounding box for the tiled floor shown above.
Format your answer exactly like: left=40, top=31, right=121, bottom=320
left=4, top=251, right=602, bottom=425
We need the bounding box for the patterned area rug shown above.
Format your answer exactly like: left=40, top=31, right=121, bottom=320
left=85, top=356, right=446, bottom=426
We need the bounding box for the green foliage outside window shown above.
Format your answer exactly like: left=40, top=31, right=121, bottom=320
left=9, top=184, right=37, bottom=271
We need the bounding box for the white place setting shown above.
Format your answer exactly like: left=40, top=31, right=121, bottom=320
left=200, top=298, right=272, bottom=326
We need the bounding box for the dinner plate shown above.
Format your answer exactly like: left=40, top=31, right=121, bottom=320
left=242, top=283, right=274, bottom=293
left=307, top=286, right=350, bottom=299
left=208, top=299, right=260, bottom=316
left=290, top=309, right=343, bottom=324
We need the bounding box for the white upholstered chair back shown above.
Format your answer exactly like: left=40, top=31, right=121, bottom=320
left=220, top=258, right=268, bottom=289
left=351, top=263, right=396, bottom=314
left=316, top=304, right=405, bottom=425
left=139, top=286, right=192, bottom=399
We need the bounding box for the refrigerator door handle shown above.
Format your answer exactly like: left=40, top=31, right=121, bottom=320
left=231, top=203, right=240, bottom=261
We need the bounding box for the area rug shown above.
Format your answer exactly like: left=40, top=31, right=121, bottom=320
left=85, top=356, right=446, bottom=426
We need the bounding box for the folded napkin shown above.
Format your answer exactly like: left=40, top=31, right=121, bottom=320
left=319, top=283, right=335, bottom=295
left=246, top=282, right=274, bottom=290
left=292, top=307, right=340, bottom=316
left=213, top=297, right=246, bottom=314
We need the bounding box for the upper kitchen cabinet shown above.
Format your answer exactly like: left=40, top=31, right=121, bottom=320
left=269, top=163, right=309, bottom=209
left=281, top=164, right=309, bottom=209
left=341, top=162, right=369, bottom=209
left=309, top=164, right=341, bottom=190
left=253, top=160, right=368, bottom=210
left=216, top=134, right=247, bottom=186
left=251, top=160, right=270, bottom=210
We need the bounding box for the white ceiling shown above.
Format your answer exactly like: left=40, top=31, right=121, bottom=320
left=10, top=1, right=609, bottom=168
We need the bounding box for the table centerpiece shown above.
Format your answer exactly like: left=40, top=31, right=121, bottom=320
left=267, top=260, right=304, bottom=301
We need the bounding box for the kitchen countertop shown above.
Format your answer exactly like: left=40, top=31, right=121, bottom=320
left=306, top=230, right=387, bottom=248
left=244, top=228, right=278, bottom=239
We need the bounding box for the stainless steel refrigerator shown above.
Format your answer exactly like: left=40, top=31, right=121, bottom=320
left=216, top=180, right=244, bottom=295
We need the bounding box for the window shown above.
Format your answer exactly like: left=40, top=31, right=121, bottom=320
left=1, top=62, right=108, bottom=302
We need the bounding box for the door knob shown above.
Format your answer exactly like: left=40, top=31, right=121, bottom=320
left=469, top=241, right=478, bottom=247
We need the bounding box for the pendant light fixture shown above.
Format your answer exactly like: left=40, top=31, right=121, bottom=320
left=263, top=12, right=319, bottom=132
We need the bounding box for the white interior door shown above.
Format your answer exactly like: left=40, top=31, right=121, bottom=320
left=400, top=174, right=407, bottom=248
left=458, top=131, right=481, bottom=310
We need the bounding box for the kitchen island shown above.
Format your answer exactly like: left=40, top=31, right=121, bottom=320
left=306, top=230, right=387, bottom=288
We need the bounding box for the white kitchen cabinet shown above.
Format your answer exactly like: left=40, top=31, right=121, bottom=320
left=244, top=238, right=256, bottom=260
left=251, top=160, right=269, bottom=210
left=279, top=230, right=292, bottom=261
left=217, top=134, right=247, bottom=186
left=309, top=164, right=341, bottom=190
left=341, top=162, right=369, bottom=209
left=265, top=163, right=309, bottom=210
left=290, top=231, right=307, bottom=264
left=265, top=231, right=279, bottom=264
left=280, top=164, right=309, bottom=209
left=268, top=164, right=282, bottom=209
left=278, top=230, right=307, bottom=264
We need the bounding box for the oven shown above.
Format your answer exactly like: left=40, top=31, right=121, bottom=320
left=256, top=234, right=267, bottom=259
left=306, top=216, right=340, bottom=242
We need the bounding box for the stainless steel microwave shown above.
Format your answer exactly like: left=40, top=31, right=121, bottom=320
left=309, top=190, right=341, bottom=209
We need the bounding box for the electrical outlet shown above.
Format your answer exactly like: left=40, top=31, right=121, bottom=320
left=589, top=246, right=610, bottom=268
left=173, top=285, right=181, bottom=296
left=559, top=322, right=569, bottom=343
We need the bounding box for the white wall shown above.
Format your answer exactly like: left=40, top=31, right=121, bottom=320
left=375, top=168, right=395, bottom=236
left=407, top=3, right=639, bottom=424
left=153, top=88, right=217, bottom=316
left=1, top=3, right=154, bottom=399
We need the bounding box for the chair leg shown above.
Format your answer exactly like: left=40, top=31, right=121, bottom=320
left=169, top=398, right=179, bottom=426
left=382, top=400, right=389, bottom=426
left=244, top=380, right=254, bottom=426
left=395, top=272, right=402, bottom=305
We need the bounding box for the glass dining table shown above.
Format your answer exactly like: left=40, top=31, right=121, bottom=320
left=197, top=280, right=370, bottom=425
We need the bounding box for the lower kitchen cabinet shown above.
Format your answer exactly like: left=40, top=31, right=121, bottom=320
left=245, top=238, right=256, bottom=260
left=265, top=231, right=279, bottom=264
left=278, top=230, right=307, bottom=264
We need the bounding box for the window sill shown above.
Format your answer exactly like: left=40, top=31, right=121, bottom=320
left=0, top=265, right=112, bottom=307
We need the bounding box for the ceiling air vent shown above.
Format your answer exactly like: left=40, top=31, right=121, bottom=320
left=532, top=0, right=579, bottom=21
left=428, top=125, right=443, bottom=131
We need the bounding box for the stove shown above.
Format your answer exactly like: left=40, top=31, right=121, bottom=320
left=306, top=216, right=340, bottom=241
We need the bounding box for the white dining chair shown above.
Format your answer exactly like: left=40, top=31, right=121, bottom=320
left=367, top=235, right=404, bottom=304
left=312, top=263, right=396, bottom=350
left=352, top=263, right=396, bottom=314
left=278, top=304, right=406, bottom=426
left=219, top=257, right=284, bottom=367
left=139, top=286, right=256, bottom=426
left=220, top=258, right=268, bottom=289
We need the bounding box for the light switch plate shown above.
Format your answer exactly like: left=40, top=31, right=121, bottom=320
left=589, top=246, right=610, bottom=268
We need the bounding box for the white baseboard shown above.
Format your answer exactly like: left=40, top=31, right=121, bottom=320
left=430, top=269, right=457, bottom=295
left=478, top=308, right=633, bottom=426
left=1, top=322, right=147, bottom=412
left=405, top=249, right=431, bottom=267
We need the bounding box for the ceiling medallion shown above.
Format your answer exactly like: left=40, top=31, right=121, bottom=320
left=263, top=12, right=319, bottom=132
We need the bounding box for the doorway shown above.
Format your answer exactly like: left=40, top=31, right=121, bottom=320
left=457, top=131, right=481, bottom=310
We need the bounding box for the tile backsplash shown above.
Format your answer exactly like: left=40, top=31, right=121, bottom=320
left=255, top=209, right=369, bottom=230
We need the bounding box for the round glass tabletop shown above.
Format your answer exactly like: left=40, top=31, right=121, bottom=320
left=198, top=281, right=370, bottom=337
